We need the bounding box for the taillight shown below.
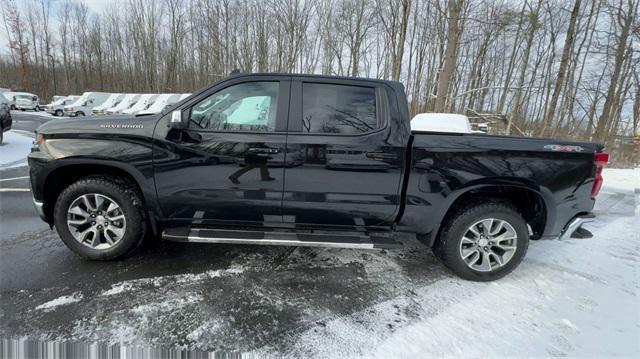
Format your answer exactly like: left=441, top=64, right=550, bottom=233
left=591, top=152, right=609, bottom=198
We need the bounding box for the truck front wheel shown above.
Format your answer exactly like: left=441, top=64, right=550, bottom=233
left=53, top=176, right=146, bottom=260
left=434, top=202, right=529, bottom=281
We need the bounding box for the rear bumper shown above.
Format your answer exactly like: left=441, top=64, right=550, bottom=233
left=558, top=213, right=595, bottom=240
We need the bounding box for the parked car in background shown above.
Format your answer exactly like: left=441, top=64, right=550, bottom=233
left=137, top=94, right=178, bottom=115
left=63, top=92, right=111, bottom=117
left=105, top=94, right=141, bottom=115
left=10, top=92, right=40, bottom=111
left=121, top=94, right=158, bottom=115
left=45, top=95, right=80, bottom=116
left=92, top=94, right=124, bottom=115
left=0, top=92, right=11, bottom=144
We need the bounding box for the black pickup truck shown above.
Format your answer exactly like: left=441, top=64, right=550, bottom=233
left=28, top=73, right=608, bottom=281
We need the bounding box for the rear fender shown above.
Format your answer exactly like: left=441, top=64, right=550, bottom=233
left=425, top=178, right=556, bottom=244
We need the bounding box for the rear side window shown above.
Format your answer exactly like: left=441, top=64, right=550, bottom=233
left=302, top=83, right=377, bottom=134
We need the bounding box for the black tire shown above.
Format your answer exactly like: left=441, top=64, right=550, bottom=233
left=433, top=201, right=529, bottom=281
left=55, top=109, right=63, bottom=116
left=0, top=130, right=4, bottom=144
left=53, top=176, right=147, bottom=260
left=76, top=111, right=85, bottom=117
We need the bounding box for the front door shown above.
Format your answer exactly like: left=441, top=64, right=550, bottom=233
left=153, top=77, right=290, bottom=227
left=282, top=79, right=405, bottom=229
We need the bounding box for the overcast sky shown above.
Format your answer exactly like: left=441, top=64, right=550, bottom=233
left=1, top=0, right=123, bottom=54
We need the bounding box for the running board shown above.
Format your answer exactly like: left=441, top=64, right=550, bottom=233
left=162, top=227, right=401, bottom=249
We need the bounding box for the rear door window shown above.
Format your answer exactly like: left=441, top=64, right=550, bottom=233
left=301, top=83, right=377, bottom=134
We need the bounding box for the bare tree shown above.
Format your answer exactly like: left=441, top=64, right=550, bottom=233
left=434, top=0, right=464, bottom=112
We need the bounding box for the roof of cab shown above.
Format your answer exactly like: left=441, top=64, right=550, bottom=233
left=227, top=72, right=403, bottom=87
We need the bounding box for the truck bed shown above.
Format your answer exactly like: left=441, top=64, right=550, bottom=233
left=399, top=131, right=602, bottom=240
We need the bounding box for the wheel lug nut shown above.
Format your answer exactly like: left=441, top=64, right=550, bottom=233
left=484, top=247, right=489, bottom=251
left=91, top=221, right=96, bottom=225
left=98, top=225, right=103, bottom=229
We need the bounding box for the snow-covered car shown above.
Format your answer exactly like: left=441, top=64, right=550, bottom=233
left=92, top=94, right=125, bottom=115
left=45, top=95, right=81, bottom=117
left=10, top=92, right=40, bottom=111
left=121, top=94, right=158, bottom=115
left=137, top=94, right=181, bottom=115
left=105, top=94, right=141, bottom=115
left=63, top=92, right=111, bottom=117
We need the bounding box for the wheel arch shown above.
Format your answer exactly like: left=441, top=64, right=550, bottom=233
left=40, top=161, right=153, bottom=227
left=426, top=182, right=555, bottom=246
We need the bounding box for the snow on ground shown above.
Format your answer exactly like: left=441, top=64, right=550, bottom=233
left=34, top=292, right=83, bottom=312
left=10, top=110, right=52, bottom=119
left=277, top=169, right=639, bottom=358
left=0, top=131, right=33, bottom=168
left=602, top=168, right=639, bottom=193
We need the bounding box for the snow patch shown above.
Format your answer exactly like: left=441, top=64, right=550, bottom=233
left=130, top=295, right=202, bottom=316
left=0, top=131, right=33, bottom=168
left=602, top=168, right=639, bottom=193
left=35, top=292, right=83, bottom=311
left=100, top=266, right=245, bottom=296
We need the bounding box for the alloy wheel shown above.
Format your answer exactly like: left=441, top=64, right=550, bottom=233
left=67, top=193, right=126, bottom=249
left=458, top=218, right=518, bottom=272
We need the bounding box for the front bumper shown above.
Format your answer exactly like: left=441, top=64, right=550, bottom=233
left=558, top=213, right=595, bottom=240
left=32, top=198, right=46, bottom=222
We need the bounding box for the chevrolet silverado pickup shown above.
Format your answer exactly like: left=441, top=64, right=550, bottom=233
left=28, top=73, right=608, bottom=281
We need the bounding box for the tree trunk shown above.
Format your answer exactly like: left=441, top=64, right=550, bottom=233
left=540, top=0, right=581, bottom=136
left=434, top=0, right=463, bottom=113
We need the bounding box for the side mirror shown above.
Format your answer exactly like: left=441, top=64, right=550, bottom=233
left=169, top=110, right=186, bottom=129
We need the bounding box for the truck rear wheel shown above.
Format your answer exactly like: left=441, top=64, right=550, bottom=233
left=53, top=176, right=146, bottom=260
left=434, top=202, right=529, bottom=281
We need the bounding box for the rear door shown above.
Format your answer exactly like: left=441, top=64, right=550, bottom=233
left=153, top=76, right=290, bottom=227
left=282, top=78, right=405, bottom=228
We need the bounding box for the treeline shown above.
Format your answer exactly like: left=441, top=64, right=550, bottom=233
left=1, top=0, right=638, bottom=164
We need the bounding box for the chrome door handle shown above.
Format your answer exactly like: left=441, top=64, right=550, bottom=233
left=248, top=147, right=279, bottom=154
left=366, top=152, right=397, bottom=160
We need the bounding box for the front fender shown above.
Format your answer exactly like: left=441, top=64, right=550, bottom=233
left=28, top=135, right=159, bottom=223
